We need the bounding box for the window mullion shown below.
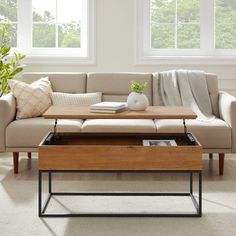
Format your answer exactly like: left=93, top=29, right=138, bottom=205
left=81, top=0, right=87, bottom=51
left=200, top=0, right=215, bottom=53
left=56, top=0, right=58, bottom=48
left=175, top=0, right=178, bottom=49
left=139, top=0, right=151, bottom=53
left=17, top=0, right=32, bottom=52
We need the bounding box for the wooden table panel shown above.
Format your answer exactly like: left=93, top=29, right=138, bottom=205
left=39, top=133, right=202, bottom=171
left=43, top=106, right=197, bottom=120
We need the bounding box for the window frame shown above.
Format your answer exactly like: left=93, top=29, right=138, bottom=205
left=11, top=0, right=95, bottom=64
left=137, top=0, right=236, bottom=65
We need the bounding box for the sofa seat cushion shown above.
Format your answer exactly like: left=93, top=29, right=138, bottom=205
left=155, top=119, right=231, bottom=149
left=82, top=119, right=156, bottom=133
left=6, top=117, right=83, bottom=147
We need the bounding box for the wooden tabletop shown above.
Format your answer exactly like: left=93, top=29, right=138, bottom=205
left=43, top=106, right=197, bottom=120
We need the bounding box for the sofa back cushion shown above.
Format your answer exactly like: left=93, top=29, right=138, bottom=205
left=152, top=73, right=219, bottom=117
left=87, top=73, right=153, bottom=105
left=21, top=73, right=87, bottom=93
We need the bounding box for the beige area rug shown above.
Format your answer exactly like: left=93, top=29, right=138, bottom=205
left=0, top=152, right=236, bottom=236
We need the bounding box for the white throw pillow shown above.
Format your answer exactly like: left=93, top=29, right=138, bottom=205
left=8, top=77, right=52, bottom=120
left=50, top=92, right=102, bottom=106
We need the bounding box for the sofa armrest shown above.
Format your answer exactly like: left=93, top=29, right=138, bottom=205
left=219, top=91, right=236, bottom=152
left=0, top=94, right=16, bottom=152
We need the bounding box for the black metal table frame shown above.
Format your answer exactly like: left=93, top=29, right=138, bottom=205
left=38, top=170, right=202, bottom=218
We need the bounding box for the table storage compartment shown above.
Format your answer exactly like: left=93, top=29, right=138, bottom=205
left=39, top=133, right=202, bottom=171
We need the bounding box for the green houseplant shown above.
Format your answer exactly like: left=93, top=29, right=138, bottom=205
left=0, top=23, right=25, bottom=97
left=130, top=80, right=148, bottom=93
left=127, top=80, right=149, bottom=111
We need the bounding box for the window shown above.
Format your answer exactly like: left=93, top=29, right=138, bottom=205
left=137, top=0, right=236, bottom=64
left=0, top=0, right=95, bottom=63
left=32, top=0, right=82, bottom=48
left=215, top=0, right=236, bottom=49
left=151, top=0, right=200, bottom=49
left=0, top=0, right=17, bottom=47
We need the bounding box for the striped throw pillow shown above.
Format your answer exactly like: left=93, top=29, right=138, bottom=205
left=50, top=92, right=102, bottom=106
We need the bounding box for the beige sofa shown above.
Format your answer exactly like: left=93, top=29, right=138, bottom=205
left=0, top=72, right=236, bottom=175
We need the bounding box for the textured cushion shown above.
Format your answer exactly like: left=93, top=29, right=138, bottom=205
left=50, top=92, right=102, bottom=106
left=6, top=117, right=83, bottom=147
left=155, top=119, right=231, bottom=149
left=82, top=119, right=156, bottom=133
left=8, top=77, right=52, bottom=120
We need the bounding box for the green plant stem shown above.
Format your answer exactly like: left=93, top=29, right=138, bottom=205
left=0, top=90, right=5, bottom=97
left=0, top=83, right=7, bottom=97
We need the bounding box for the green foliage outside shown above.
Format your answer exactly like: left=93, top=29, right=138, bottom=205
left=151, top=0, right=236, bottom=49
left=32, top=10, right=81, bottom=48
left=1, top=0, right=236, bottom=50
left=0, top=0, right=81, bottom=48
left=33, top=10, right=55, bottom=23
left=130, top=81, right=148, bottom=93
left=0, top=23, right=25, bottom=97
left=0, top=0, right=17, bottom=21
left=33, top=24, right=56, bottom=48
left=0, top=0, right=17, bottom=47
left=151, top=0, right=200, bottom=48
left=58, top=24, right=80, bottom=48
left=215, top=0, right=236, bottom=48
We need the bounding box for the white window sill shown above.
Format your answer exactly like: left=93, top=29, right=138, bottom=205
left=21, top=55, right=96, bottom=65
left=136, top=55, right=236, bottom=65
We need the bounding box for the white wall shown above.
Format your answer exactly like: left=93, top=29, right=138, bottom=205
left=24, top=0, right=236, bottom=95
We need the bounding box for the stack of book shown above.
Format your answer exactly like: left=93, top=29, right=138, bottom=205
left=90, top=102, right=127, bottom=114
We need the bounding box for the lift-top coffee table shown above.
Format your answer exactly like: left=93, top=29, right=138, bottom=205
left=38, top=106, right=202, bottom=217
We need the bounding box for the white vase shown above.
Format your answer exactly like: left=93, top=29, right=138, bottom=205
left=127, top=91, right=149, bottom=111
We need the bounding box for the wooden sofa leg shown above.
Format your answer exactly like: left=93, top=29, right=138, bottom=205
left=27, top=152, right=31, bottom=159
left=13, top=152, right=19, bottom=174
left=209, top=153, right=213, bottom=160
left=219, top=153, right=225, bottom=176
